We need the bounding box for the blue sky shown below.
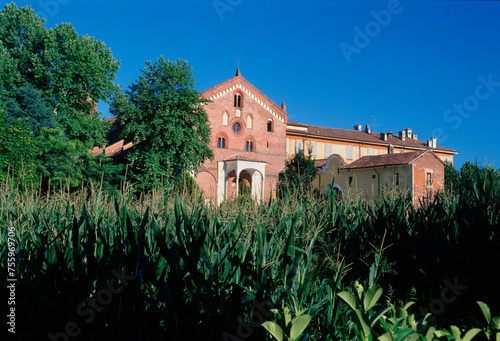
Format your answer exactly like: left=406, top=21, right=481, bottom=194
left=15, top=0, right=500, bottom=168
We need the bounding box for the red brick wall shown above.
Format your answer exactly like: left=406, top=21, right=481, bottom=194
left=197, top=77, right=287, bottom=201
left=412, top=152, right=445, bottom=205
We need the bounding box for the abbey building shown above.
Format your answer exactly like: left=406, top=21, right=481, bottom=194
left=195, top=69, right=457, bottom=205
left=94, top=69, right=458, bottom=205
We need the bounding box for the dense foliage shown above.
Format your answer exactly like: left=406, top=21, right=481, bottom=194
left=0, top=3, right=122, bottom=190
left=0, top=3, right=120, bottom=147
left=0, top=164, right=498, bottom=340
left=281, top=149, right=318, bottom=196
left=111, top=57, right=214, bottom=189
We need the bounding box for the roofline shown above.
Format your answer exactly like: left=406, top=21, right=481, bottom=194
left=341, top=150, right=446, bottom=170
left=341, top=163, right=412, bottom=171
left=286, top=130, right=458, bottom=155
left=202, top=74, right=288, bottom=121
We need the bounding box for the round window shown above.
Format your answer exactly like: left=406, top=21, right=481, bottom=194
left=232, top=122, right=241, bottom=133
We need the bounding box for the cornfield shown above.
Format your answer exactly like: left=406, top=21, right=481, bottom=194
left=0, top=169, right=499, bottom=340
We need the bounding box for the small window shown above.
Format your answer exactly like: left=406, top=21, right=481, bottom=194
left=232, top=122, right=241, bottom=133
left=310, top=141, right=316, bottom=156
left=218, top=137, right=226, bottom=148
left=369, top=148, right=374, bottom=155
left=222, top=112, right=229, bottom=126
left=349, top=176, right=353, bottom=185
left=234, top=94, right=242, bottom=108
left=372, top=174, right=376, bottom=179
left=347, top=146, right=353, bottom=160
left=296, top=139, right=302, bottom=152
left=246, top=141, right=253, bottom=152
left=286, top=138, right=289, bottom=153
left=246, top=115, right=253, bottom=129
left=267, top=119, right=273, bottom=132
left=426, top=173, right=432, bottom=187
left=395, top=173, right=400, bottom=185
left=326, top=143, right=332, bottom=157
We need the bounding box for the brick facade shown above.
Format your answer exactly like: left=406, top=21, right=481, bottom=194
left=412, top=151, right=445, bottom=205
left=196, top=70, right=287, bottom=203
left=98, top=70, right=456, bottom=205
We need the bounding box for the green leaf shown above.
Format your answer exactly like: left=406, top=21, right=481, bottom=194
left=371, top=307, right=392, bottom=327
left=363, top=285, right=383, bottom=312
left=424, top=326, right=436, bottom=341
left=290, top=314, right=312, bottom=340
left=478, top=301, right=491, bottom=325
left=338, top=291, right=358, bottom=311
left=450, top=326, right=461, bottom=339
left=378, top=332, right=394, bottom=341
left=261, top=321, right=284, bottom=341
left=284, top=306, right=292, bottom=328
left=491, top=316, right=500, bottom=330
left=353, top=309, right=372, bottom=339
left=462, top=328, right=481, bottom=341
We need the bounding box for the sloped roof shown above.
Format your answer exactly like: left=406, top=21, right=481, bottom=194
left=314, top=159, right=328, bottom=168
left=286, top=121, right=457, bottom=154
left=202, top=71, right=288, bottom=123
left=342, top=150, right=440, bottom=170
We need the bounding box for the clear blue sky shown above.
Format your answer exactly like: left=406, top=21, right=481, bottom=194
left=15, top=0, right=500, bottom=168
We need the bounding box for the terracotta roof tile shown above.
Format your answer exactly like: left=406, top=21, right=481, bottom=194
left=314, top=159, right=328, bottom=168
left=286, top=122, right=457, bottom=154
left=342, top=150, right=430, bottom=170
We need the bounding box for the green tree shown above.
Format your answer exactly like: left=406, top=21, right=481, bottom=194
left=444, top=160, right=460, bottom=195
left=112, top=57, right=214, bottom=189
left=281, top=149, right=318, bottom=196
left=0, top=112, right=38, bottom=183
left=5, top=84, right=56, bottom=136
left=0, top=3, right=120, bottom=148
left=0, top=44, right=20, bottom=103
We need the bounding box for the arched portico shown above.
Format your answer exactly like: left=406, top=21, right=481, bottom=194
left=217, top=155, right=267, bottom=204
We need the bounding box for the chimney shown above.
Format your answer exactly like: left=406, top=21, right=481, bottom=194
left=427, top=137, right=437, bottom=148
left=364, top=124, right=371, bottom=134
left=380, top=132, right=388, bottom=141
left=399, top=130, right=406, bottom=141
left=354, top=124, right=362, bottom=131
left=281, top=101, right=286, bottom=112
left=405, top=128, right=413, bottom=139
left=412, top=133, right=418, bottom=140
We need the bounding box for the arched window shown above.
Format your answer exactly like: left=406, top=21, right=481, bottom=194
left=234, top=93, right=242, bottom=108
left=218, top=137, right=226, bottom=148
left=222, top=112, right=229, bottom=126
left=246, top=115, right=253, bottom=129
left=246, top=141, right=253, bottom=152
left=267, top=119, right=273, bottom=132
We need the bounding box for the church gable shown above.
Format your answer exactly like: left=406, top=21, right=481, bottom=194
left=202, top=70, right=288, bottom=155
left=202, top=70, right=288, bottom=124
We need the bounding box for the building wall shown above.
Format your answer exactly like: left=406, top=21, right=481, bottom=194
left=412, top=152, right=445, bottom=205
left=286, top=135, right=389, bottom=163
left=314, top=151, right=445, bottom=204
left=313, top=156, right=414, bottom=201
left=197, top=82, right=286, bottom=201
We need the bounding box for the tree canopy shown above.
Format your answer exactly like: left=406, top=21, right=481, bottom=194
left=0, top=3, right=120, bottom=147
left=0, top=3, right=122, bottom=189
left=112, top=57, right=214, bottom=188
left=281, top=149, right=318, bottom=196
left=5, top=83, right=56, bottom=135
